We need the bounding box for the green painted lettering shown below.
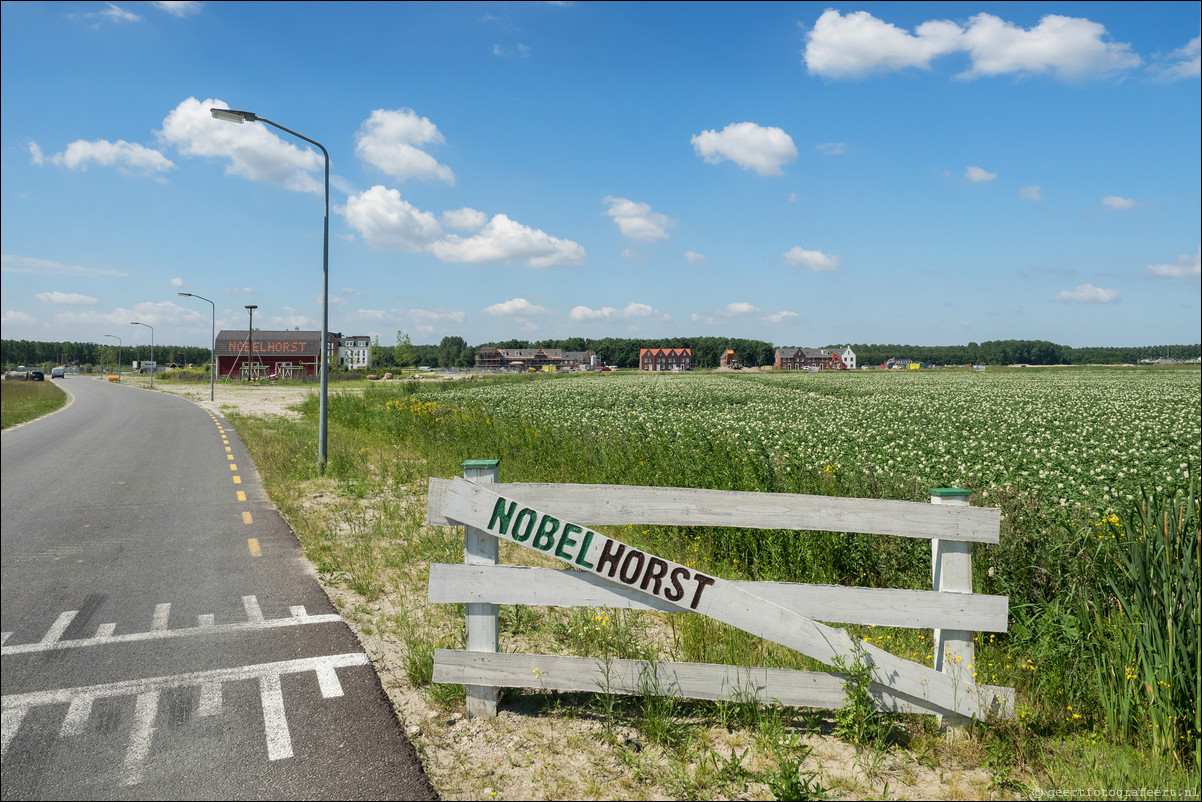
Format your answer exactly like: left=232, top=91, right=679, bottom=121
left=532, top=515, right=560, bottom=551
left=573, top=530, right=596, bottom=569
left=488, top=497, right=516, bottom=535
left=555, top=523, right=582, bottom=561
left=512, top=508, right=537, bottom=542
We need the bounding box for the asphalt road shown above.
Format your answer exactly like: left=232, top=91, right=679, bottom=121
left=1, top=377, right=436, bottom=800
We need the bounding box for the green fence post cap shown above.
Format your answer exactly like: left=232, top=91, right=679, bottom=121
left=462, top=459, right=501, bottom=470
left=930, top=487, right=973, bottom=497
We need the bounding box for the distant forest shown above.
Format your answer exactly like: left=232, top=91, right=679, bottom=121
left=3, top=337, right=1198, bottom=371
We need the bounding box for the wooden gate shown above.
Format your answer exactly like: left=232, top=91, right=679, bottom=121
left=426, top=460, right=1013, bottom=723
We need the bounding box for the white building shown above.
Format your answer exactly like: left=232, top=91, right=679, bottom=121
left=339, top=335, right=372, bottom=369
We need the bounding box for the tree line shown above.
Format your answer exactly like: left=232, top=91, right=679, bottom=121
left=847, top=340, right=1200, bottom=367
left=2, top=339, right=212, bottom=369
left=5, top=336, right=1197, bottom=372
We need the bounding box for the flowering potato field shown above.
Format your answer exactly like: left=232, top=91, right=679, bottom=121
left=424, top=368, right=1199, bottom=516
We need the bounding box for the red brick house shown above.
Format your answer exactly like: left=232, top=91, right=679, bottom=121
left=639, top=348, right=692, bottom=371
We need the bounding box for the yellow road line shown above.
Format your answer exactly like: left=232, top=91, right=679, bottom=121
left=229, top=464, right=237, bottom=471
left=236, top=491, right=246, bottom=502
left=233, top=476, right=242, bottom=484
left=242, top=511, right=253, bottom=525
left=247, top=538, right=261, bottom=557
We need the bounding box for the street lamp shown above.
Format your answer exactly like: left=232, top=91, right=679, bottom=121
left=104, top=334, right=122, bottom=381
left=130, top=321, right=154, bottom=388
left=245, top=304, right=257, bottom=381
left=211, top=107, right=330, bottom=474
left=178, top=292, right=215, bottom=401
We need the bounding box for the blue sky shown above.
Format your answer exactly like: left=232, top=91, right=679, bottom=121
left=2, top=1, right=1199, bottom=351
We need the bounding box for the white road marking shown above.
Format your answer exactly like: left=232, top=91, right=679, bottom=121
left=1, top=707, right=27, bottom=758
left=197, top=682, right=222, bottom=718
left=3, top=607, right=339, bottom=656
left=258, top=674, right=293, bottom=761
left=1, top=653, right=370, bottom=766
left=122, top=691, right=159, bottom=785
left=242, top=595, right=264, bottom=623
left=151, top=604, right=171, bottom=632
left=59, top=695, right=92, bottom=737
left=41, top=612, right=76, bottom=644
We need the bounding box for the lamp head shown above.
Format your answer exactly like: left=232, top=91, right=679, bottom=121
left=210, top=108, right=257, bottom=124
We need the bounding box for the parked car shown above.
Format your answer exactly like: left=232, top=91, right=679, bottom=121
left=29, top=371, right=44, bottom=381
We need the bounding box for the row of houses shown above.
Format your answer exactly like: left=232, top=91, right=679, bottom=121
left=639, top=346, right=857, bottom=371
left=475, top=347, right=596, bottom=371
left=208, top=330, right=859, bottom=377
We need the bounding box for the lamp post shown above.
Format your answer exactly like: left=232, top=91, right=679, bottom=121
left=211, top=107, right=329, bottom=474
left=104, top=334, right=122, bottom=381
left=245, top=304, right=257, bottom=381
left=178, top=292, right=215, bottom=401
left=130, top=321, right=154, bottom=388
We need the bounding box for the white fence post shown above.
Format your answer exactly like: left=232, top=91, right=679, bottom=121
left=463, top=459, right=501, bottom=717
left=930, top=487, right=975, bottom=727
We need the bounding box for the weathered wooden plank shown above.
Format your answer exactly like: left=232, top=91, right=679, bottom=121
left=427, top=477, right=1000, bottom=543
left=433, top=650, right=1015, bottom=719
left=436, top=477, right=982, bottom=718
left=462, top=461, right=501, bottom=718
left=428, top=563, right=1009, bottom=632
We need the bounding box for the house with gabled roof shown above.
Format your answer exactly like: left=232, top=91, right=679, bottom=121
left=639, top=347, right=691, bottom=371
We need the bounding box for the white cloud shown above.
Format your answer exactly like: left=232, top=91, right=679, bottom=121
left=354, top=109, right=455, bottom=185
left=691, top=301, right=788, bottom=326
left=1146, top=247, right=1201, bottom=278
left=959, top=13, right=1142, bottom=80
left=763, top=311, right=799, bottom=324
left=153, top=1, right=203, bottom=16
left=803, top=10, right=1142, bottom=81
left=684, top=251, right=706, bottom=264
left=411, top=308, right=466, bottom=325
left=493, top=44, right=531, bottom=58
left=30, top=138, right=173, bottom=176
left=1102, top=195, right=1136, bottom=210
left=815, top=142, right=847, bottom=156
left=53, top=300, right=203, bottom=329
left=691, top=122, right=797, bottom=176
left=1054, top=283, right=1120, bottom=303
left=1, top=254, right=127, bottom=278
left=603, top=196, right=672, bottom=242
left=429, top=214, right=586, bottom=268
left=442, top=207, right=488, bottom=230
left=344, top=186, right=584, bottom=267
left=569, top=302, right=667, bottom=322
left=159, top=97, right=324, bottom=193
left=356, top=309, right=387, bottom=320
left=344, top=186, right=444, bottom=251
left=1019, top=185, right=1043, bottom=201
left=171, top=277, right=184, bottom=287
left=783, top=246, right=840, bottom=271
left=1154, top=36, right=1201, bottom=81
left=100, top=3, right=141, bottom=22
left=804, top=9, right=964, bottom=78
left=2, top=310, right=37, bottom=328
left=484, top=298, right=552, bottom=316
left=965, top=165, right=997, bottom=182
left=35, top=291, right=98, bottom=305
